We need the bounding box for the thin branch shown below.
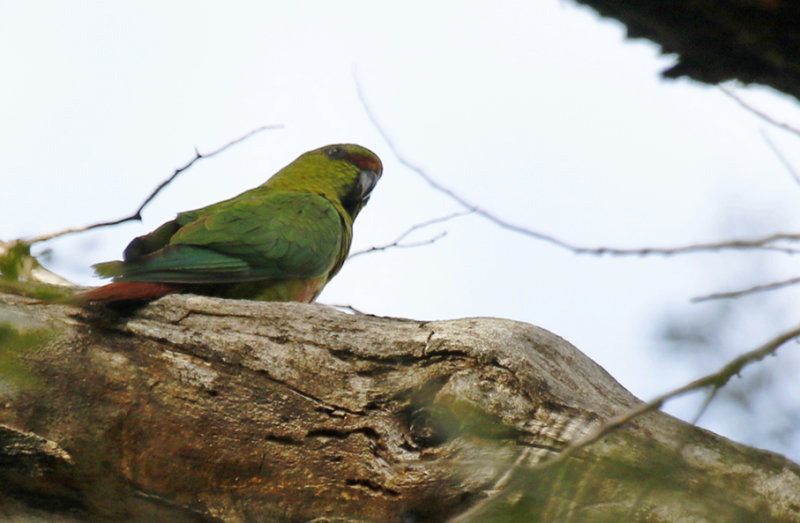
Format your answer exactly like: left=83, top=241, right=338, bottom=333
left=448, top=447, right=533, bottom=523
left=348, top=210, right=471, bottom=259
left=355, top=79, right=800, bottom=257
left=536, top=323, right=800, bottom=470
left=692, top=275, right=800, bottom=302
left=25, top=125, right=283, bottom=245
left=690, top=385, right=720, bottom=425
left=760, top=129, right=800, bottom=187
left=349, top=232, right=447, bottom=259
left=720, top=86, right=800, bottom=138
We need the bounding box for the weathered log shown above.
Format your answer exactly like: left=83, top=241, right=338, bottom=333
left=0, top=291, right=799, bottom=521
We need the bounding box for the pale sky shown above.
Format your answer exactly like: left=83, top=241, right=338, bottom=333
left=3, top=1, right=800, bottom=460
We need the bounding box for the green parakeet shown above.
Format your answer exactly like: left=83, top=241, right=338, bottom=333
left=80, top=144, right=382, bottom=303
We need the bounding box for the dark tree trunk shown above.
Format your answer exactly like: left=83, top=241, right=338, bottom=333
left=573, top=0, right=800, bottom=101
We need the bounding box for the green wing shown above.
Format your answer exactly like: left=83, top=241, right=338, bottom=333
left=112, top=191, right=344, bottom=284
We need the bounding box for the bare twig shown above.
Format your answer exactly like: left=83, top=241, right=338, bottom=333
left=760, top=130, right=800, bottom=187
left=720, top=86, right=800, bottom=138
left=25, top=125, right=283, bottom=245
left=356, top=80, right=800, bottom=257
left=348, top=210, right=471, bottom=259
left=536, top=323, right=800, bottom=470
left=349, top=232, right=447, bottom=259
left=690, top=385, right=720, bottom=425
left=692, top=275, right=800, bottom=302
left=448, top=447, right=533, bottom=523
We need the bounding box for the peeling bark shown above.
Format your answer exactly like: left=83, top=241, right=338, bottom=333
left=0, top=292, right=799, bottom=522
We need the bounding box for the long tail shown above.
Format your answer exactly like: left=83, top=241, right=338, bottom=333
left=72, top=282, right=178, bottom=304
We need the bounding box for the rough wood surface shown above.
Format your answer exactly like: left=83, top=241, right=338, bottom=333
left=1, top=291, right=799, bottom=522
left=573, top=0, right=800, bottom=101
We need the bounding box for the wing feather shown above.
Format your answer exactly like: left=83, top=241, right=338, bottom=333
left=112, top=191, right=343, bottom=284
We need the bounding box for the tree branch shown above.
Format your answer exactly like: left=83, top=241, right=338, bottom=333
left=356, top=79, right=800, bottom=257
left=448, top=447, right=534, bottom=523
left=720, top=86, right=800, bottom=138
left=348, top=211, right=471, bottom=259
left=25, top=124, right=282, bottom=245
left=2, top=291, right=799, bottom=520
left=692, top=275, right=800, bottom=302
left=536, top=323, right=800, bottom=470
left=760, top=129, right=800, bottom=188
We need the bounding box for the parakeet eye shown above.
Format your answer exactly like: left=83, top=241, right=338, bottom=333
left=325, top=146, right=346, bottom=159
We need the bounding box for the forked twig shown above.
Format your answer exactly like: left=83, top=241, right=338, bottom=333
left=349, top=210, right=472, bottom=259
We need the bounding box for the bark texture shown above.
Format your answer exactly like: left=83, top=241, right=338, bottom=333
left=574, top=0, right=800, bottom=101
left=1, top=291, right=799, bottom=522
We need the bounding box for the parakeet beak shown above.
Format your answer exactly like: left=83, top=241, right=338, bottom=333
left=357, top=169, right=380, bottom=200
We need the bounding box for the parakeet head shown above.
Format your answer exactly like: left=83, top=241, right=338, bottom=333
left=266, top=143, right=382, bottom=221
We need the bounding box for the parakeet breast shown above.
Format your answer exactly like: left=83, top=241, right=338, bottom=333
left=191, top=277, right=329, bottom=303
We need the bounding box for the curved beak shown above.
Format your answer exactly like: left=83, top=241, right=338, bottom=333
left=357, top=169, right=381, bottom=200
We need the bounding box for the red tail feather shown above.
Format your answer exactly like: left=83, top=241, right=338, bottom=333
left=75, top=282, right=178, bottom=303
